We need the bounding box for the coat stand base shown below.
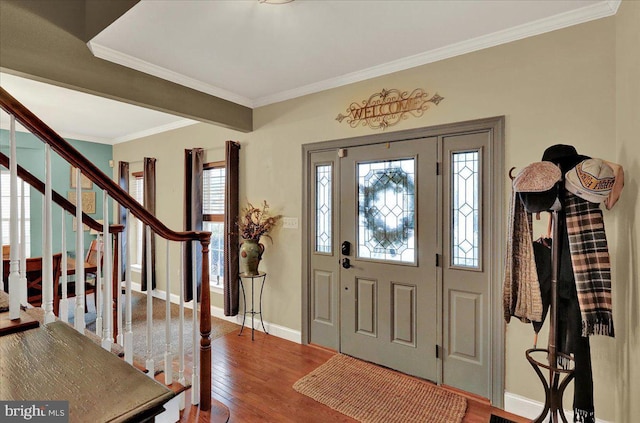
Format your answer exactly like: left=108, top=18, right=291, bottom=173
left=526, top=348, right=575, bottom=423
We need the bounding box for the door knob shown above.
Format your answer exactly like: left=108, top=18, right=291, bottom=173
left=342, top=258, right=351, bottom=269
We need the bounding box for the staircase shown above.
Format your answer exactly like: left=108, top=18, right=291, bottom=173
left=0, top=87, right=228, bottom=422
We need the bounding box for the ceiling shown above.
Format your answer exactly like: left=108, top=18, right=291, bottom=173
left=1, top=0, right=620, bottom=145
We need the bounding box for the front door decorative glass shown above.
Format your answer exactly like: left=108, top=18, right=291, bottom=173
left=357, top=158, right=415, bottom=263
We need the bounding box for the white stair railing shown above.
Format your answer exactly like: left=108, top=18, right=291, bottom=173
left=191, top=240, right=200, bottom=405
left=19, top=180, right=27, bottom=306
left=8, top=115, right=21, bottom=320
left=59, top=213, right=69, bottom=322
left=74, top=169, right=85, bottom=333
left=95, top=233, right=103, bottom=336
left=42, top=144, right=54, bottom=324
left=2, top=89, right=215, bottom=411
left=124, top=210, right=133, bottom=364
left=164, top=239, right=173, bottom=385
left=116, top=231, right=123, bottom=346
left=178, top=241, right=186, bottom=410
left=145, top=225, right=154, bottom=377
left=102, top=194, right=113, bottom=350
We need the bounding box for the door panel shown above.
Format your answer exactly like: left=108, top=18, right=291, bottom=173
left=312, top=270, right=333, bottom=324
left=392, top=283, right=416, bottom=346
left=356, top=278, right=377, bottom=335
left=309, top=151, right=339, bottom=349
left=449, top=290, right=481, bottom=360
left=442, top=132, right=492, bottom=398
left=340, top=138, right=437, bottom=381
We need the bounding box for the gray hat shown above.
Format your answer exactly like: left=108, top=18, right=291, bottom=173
left=565, top=158, right=615, bottom=203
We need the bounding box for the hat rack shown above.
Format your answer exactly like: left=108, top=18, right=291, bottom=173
left=509, top=167, right=575, bottom=423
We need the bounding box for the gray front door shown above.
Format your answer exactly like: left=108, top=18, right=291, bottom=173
left=339, top=138, right=438, bottom=381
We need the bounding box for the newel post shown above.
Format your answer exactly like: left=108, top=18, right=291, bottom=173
left=199, top=236, right=212, bottom=410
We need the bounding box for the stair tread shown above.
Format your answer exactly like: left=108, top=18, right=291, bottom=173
left=0, top=309, right=39, bottom=337
left=0, top=321, right=174, bottom=422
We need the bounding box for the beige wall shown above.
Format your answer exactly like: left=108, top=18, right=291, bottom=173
left=615, top=1, right=640, bottom=422
left=113, top=11, right=637, bottom=421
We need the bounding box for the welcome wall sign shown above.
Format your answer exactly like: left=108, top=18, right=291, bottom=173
left=336, top=88, right=444, bottom=130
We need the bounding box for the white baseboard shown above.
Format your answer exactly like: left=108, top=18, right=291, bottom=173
left=504, top=392, right=612, bottom=423
left=126, top=283, right=302, bottom=344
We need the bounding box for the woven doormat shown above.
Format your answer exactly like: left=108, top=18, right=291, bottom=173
left=293, top=354, right=467, bottom=423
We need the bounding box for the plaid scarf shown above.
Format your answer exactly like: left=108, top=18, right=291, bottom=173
left=564, top=192, right=614, bottom=337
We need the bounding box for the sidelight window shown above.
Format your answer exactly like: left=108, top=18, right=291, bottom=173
left=451, top=150, right=480, bottom=269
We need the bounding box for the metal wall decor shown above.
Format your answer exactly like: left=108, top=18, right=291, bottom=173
left=336, top=88, right=443, bottom=130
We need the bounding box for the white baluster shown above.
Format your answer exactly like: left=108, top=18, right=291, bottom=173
left=116, top=231, right=123, bottom=346
left=102, top=193, right=113, bottom=350
left=95, top=234, right=103, bottom=336
left=191, top=240, right=200, bottom=405
left=19, top=180, right=27, bottom=306
left=178, top=242, right=186, bottom=410
left=8, top=115, right=20, bottom=319
left=74, top=168, right=85, bottom=333
left=42, top=145, right=54, bottom=324
left=164, top=239, right=173, bottom=384
left=124, top=210, right=133, bottom=364
left=59, top=212, right=69, bottom=322
left=145, top=225, right=154, bottom=377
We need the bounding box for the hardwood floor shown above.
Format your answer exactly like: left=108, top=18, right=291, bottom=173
left=180, top=329, right=529, bottom=423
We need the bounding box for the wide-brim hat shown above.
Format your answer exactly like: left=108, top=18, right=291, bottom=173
left=565, top=158, right=615, bottom=203
left=541, top=144, right=590, bottom=174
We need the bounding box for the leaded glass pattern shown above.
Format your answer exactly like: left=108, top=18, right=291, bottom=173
left=315, top=164, right=332, bottom=253
left=358, top=159, right=415, bottom=263
left=451, top=151, right=480, bottom=268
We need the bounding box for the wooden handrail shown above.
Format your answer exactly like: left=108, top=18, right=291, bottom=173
left=0, top=152, right=122, bottom=234
left=0, top=87, right=208, bottom=244
left=1, top=86, right=213, bottom=411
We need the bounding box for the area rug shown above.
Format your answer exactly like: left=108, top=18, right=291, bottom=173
left=79, top=291, right=239, bottom=373
left=293, top=354, right=467, bottom=423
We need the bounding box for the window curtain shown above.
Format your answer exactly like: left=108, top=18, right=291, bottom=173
left=184, top=148, right=204, bottom=302
left=224, top=141, right=240, bottom=316
left=141, top=157, right=156, bottom=291
left=118, top=161, right=129, bottom=281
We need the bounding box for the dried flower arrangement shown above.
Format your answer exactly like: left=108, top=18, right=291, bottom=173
left=238, top=200, right=282, bottom=241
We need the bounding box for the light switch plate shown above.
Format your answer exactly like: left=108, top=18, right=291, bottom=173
left=282, top=217, right=298, bottom=229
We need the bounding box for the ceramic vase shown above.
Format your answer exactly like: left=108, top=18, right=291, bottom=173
left=240, top=238, right=264, bottom=276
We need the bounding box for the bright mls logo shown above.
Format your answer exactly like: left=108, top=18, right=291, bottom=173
left=336, top=88, right=444, bottom=130
left=1, top=401, right=68, bottom=422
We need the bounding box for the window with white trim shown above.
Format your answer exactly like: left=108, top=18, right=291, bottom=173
left=1, top=171, right=31, bottom=257
left=130, top=172, right=144, bottom=267
left=202, top=162, right=225, bottom=288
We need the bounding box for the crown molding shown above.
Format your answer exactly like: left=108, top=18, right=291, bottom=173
left=89, top=1, right=620, bottom=109
left=1, top=115, right=197, bottom=145
left=253, top=0, right=621, bottom=107
left=606, top=0, right=622, bottom=14
left=87, top=41, right=254, bottom=108
left=1, top=121, right=112, bottom=144
left=111, top=118, right=198, bottom=144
